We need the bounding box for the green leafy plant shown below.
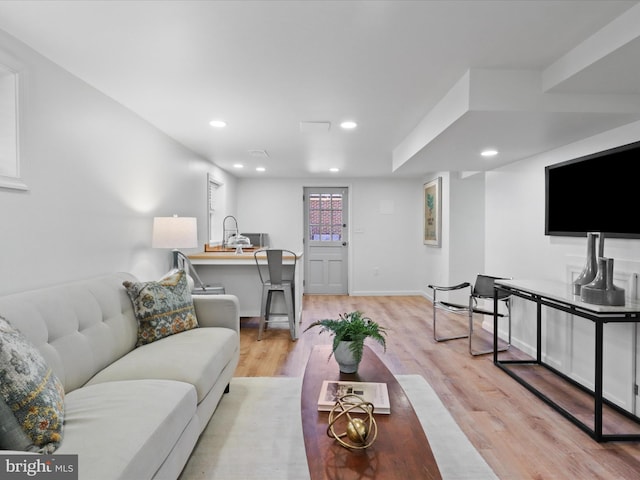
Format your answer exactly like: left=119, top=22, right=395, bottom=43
left=303, top=311, right=387, bottom=364
left=427, top=193, right=434, bottom=214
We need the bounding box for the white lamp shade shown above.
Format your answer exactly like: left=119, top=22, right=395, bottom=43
left=152, top=216, right=198, bottom=249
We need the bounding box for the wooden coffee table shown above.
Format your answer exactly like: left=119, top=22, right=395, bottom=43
left=301, top=345, right=442, bottom=480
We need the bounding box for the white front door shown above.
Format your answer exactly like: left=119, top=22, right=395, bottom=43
left=303, top=187, right=348, bottom=294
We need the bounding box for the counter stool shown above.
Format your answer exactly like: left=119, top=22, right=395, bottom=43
left=254, top=248, right=297, bottom=341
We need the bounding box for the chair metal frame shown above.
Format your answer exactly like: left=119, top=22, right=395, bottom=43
left=176, top=251, right=225, bottom=295
left=254, top=248, right=297, bottom=341
left=428, top=274, right=511, bottom=356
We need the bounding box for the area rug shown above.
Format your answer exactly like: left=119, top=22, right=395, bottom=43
left=179, top=375, right=498, bottom=480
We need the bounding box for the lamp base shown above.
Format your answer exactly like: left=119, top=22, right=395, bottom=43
left=171, top=249, right=181, bottom=270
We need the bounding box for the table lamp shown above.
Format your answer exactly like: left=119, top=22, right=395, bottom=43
left=152, top=215, right=198, bottom=270
left=151, top=215, right=217, bottom=293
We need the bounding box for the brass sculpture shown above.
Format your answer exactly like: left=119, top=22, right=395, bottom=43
left=326, top=394, right=378, bottom=449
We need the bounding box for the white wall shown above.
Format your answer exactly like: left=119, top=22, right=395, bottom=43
left=485, top=119, right=640, bottom=412
left=417, top=171, right=487, bottom=306
left=235, top=177, right=423, bottom=295
left=449, top=171, right=486, bottom=290
left=0, top=28, right=235, bottom=295
left=486, top=120, right=640, bottom=282
left=233, top=172, right=486, bottom=300
left=349, top=179, right=422, bottom=295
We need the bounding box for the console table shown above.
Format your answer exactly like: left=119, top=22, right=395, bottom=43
left=493, top=279, right=640, bottom=442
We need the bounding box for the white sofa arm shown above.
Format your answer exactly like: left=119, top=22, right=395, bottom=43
left=192, top=294, right=240, bottom=333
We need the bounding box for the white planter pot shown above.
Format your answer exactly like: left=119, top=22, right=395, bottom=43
left=333, top=341, right=360, bottom=373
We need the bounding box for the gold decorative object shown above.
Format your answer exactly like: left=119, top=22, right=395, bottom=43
left=326, top=394, right=378, bottom=449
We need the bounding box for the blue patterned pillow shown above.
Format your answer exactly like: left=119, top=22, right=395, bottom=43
left=0, top=397, right=37, bottom=451
left=0, top=316, right=64, bottom=453
left=124, top=269, right=199, bottom=347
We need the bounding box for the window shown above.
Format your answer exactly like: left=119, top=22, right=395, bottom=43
left=207, top=174, right=223, bottom=243
left=308, top=192, right=343, bottom=242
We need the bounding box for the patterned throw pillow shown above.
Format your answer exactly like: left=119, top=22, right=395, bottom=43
left=123, top=269, right=199, bottom=347
left=0, top=316, right=65, bottom=453
left=0, top=397, right=37, bottom=451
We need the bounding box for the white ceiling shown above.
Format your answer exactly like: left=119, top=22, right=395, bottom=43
left=0, top=0, right=639, bottom=178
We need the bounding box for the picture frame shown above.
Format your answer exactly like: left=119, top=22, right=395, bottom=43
left=0, top=59, right=27, bottom=191
left=423, top=177, right=441, bottom=247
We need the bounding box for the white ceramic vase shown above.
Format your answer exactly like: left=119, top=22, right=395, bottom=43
left=333, top=341, right=360, bottom=373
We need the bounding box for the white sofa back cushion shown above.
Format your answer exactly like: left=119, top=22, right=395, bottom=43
left=0, top=273, right=138, bottom=393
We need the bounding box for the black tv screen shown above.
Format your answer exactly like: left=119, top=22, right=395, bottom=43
left=545, top=140, right=640, bottom=238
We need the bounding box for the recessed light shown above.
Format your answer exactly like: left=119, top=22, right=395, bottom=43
left=329, top=167, right=340, bottom=173
left=233, top=164, right=244, bottom=169
left=209, top=120, right=227, bottom=128
left=340, top=121, right=357, bottom=129
left=481, top=149, right=498, bottom=157
left=256, top=167, right=266, bottom=172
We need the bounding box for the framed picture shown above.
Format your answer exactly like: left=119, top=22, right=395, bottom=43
left=0, top=59, right=27, bottom=191
left=423, top=177, right=441, bottom=247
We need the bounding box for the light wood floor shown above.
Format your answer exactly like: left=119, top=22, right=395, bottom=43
left=235, top=294, right=640, bottom=479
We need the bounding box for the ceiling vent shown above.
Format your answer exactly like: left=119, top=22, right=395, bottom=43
left=248, top=150, right=269, bottom=158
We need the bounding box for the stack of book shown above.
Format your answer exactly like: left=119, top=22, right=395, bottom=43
left=317, top=380, right=390, bottom=414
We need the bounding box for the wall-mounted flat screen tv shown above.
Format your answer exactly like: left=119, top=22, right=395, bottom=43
left=545, top=140, right=640, bottom=238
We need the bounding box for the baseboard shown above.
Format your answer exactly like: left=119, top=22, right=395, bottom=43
left=349, top=290, right=425, bottom=296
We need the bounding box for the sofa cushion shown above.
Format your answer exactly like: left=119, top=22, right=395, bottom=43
left=85, top=327, right=237, bottom=403
left=123, top=270, right=199, bottom=347
left=0, top=316, right=64, bottom=453
left=56, top=379, right=197, bottom=480
left=0, top=273, right=139, bottom=394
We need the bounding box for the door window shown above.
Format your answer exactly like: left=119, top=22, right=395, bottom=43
left=308, top=192, right=343, bottom=243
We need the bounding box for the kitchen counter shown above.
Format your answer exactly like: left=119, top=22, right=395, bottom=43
left=188, top=251, right=303, bottom=332
left=189, top=250, right=300, bottom=264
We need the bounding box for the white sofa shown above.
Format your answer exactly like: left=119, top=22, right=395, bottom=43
left=0, top=272, right=240, bottom=480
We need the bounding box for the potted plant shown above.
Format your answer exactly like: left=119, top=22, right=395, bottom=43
left=303, top=311, right=387, bottom=373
